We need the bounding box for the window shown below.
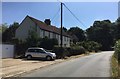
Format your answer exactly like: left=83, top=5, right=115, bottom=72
left=49, top=32, right=50, bottom=38
left=64, top=36, right=66, bottom=41
left=53, top=33, right=56, bottom=38
left=27, top=49, right=46, bottom=53
left=27, top=49, right=35, bottom=52
left=36, top=49, right=45, bottom=53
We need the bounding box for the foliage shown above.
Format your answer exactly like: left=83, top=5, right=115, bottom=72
left=112, top=37, right=120, bottom=78
left=13, top=27, right=58, bottom=57
left=114, top=17, right=120, bottom=41
left=53, top=46, right=85, bottom=59
left=15, top=41, right=28, bottom=58
left=114, top=40, right=120, bottom=61
left=2, top=22, right=19, bottom=43
left=40, top=37, right=58, bottom=50
left=86, top=20, right=114, bottom=50
left=53, top=46, right=69, bottom=59
left=67, top=46, right=85, bottom=56
left=78, top=41, right=101, bottom=52
left=0, top=23, right=8, bottom=33
left=111, top=55, right=119, bottom=78
left=26, top=28, right=40, bottom=47
left=68, top=27, right=86, bottom=42
left=62, top=27, right=68, bottom=32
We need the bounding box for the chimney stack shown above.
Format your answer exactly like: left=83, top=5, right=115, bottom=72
left=44, top=19, right=51, bottom=25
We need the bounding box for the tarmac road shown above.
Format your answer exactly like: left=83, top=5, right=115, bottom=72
left=21, top=51, right=114, bottom=77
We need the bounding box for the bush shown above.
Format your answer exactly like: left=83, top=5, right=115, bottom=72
left=53, top=46, right=85, bottom=59
left=40, top=37, right=58, bottom=50
left=14, top=37, right=58, bottom=58
left=53, top=46, right=69, bottom=59
left=114, top=40, right=120, bottom=61
left=67, top=46, right=85, bottom=56
left=14, top=41, right=28, bottom=58
left=78, top=41, right=101, bottom=52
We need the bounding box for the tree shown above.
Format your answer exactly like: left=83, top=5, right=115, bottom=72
left=40, top=37, right=58, bottom=50
left=86, top=20, right=114, bottom=50
left=114, top=17, right=120, bottom=41
left=0, top=23, right=8, bottom=33
left=2, top=22, right=19, bottom=43
left=26, top=27, right=41, bottom=47
left=62, top=27, right=67, bottom=32
left=26, top=28, right=58, bottom=50
left=68, top=27, right=86, bottom=42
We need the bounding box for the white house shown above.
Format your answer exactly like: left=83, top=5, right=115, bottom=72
left=15, top=15, right=70, bottom=47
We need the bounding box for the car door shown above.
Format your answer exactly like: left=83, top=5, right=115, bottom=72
left=27, top=49, right=37, bottom=57
left=36, top=49, right=47, bottom=58
left=31, top=49, right=39, bottom=57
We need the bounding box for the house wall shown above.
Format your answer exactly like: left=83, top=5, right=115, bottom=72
left=38, top=28, right=70, bottom=47
left=0, top=44, right=14, bottom=58
left=15, top=16, right=70, bottom=47
left=15, top=17, right=36, bottom=41
left=44, top=31, right=49, bottom=37
left=57, top=35, right=70, bottom=47
left=50, top=32, right=53, bottom=38
left=39, top=29, right=44, bottom=38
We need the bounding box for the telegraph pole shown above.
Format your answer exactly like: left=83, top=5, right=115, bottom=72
left=60, top=2, right=63, bottom=48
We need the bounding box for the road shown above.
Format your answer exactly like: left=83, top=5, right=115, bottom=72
left=21, top=51, right=114, bottom=77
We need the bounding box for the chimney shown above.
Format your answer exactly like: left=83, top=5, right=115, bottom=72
left=44, top=19, right=51, bottom=25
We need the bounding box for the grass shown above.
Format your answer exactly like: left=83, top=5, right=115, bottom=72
left=111, top=54, right=119, bottom=78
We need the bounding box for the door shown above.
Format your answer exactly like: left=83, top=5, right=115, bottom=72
left=36, top=49, right=47, bottom=58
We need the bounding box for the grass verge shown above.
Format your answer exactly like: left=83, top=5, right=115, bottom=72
left=111, top=54, right=119, bottom=78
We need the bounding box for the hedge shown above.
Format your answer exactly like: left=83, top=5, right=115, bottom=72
left=78, top=41, right=101, bottom=52
left=114, top=40, right=120, bottom=61
left=53, top=46, right=85, bottom=59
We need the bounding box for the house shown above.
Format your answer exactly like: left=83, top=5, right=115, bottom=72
left=70, top=34, right=79, bottom=44
left=15, top=15, right=70, bottom=47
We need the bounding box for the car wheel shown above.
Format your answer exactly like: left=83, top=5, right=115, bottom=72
left=46, top=56, right=52, bottom=61
left=27, top=55, right=32, bottom=60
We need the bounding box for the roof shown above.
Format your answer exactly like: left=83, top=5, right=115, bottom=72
left=70, top=34, right=79, bottom=41
left=27, top=15, right=70, bottom=37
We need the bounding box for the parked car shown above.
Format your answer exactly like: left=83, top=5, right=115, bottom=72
left=25, top=47, right=56, bottom=60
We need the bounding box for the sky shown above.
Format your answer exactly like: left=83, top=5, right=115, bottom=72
left=2, top=1, right=118, bottom=30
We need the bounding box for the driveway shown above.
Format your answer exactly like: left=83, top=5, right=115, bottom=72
left=1, top=53, right=85, bottom=77
left=21, top=51, right=114, bottom=77
left=1, top=58, right=63, bottom=77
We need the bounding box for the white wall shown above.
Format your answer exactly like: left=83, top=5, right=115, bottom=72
left=0, top=44, right=14, bottom=58
left=15, top=16, right=36, bottom=41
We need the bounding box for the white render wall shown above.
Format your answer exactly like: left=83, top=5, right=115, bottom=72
left=15, top=17, right=70, bottom=47
left=15, top=17, right=36, bottom=41
left=39, top=29, right=70, bottom=47
left=0, top=44, right=14, bottom=58
left=44, top=31, right=49, bottom=37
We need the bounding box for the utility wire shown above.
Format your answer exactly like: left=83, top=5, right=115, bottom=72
left=63, top=3, right=87, bottom=28
left=51, top=7, right=60, bottom=22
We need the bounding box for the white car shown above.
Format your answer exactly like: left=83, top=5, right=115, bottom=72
left=25, top=48, right=56, bottom=60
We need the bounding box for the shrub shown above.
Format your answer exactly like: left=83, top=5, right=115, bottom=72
left=53, top=46, right=85, bottom=59
left=114, top=40, right=120, bottom=61
left=14, top=41, right=28, bottom=58
left=67, top=46, right=85, bottom=56
left=78, top=41, right=101, bottom=52
left=40, top=37, right=58, bottom=50
left=53, top=46, right=69, bottom=59
left=14, top=37, right=58, bottom=58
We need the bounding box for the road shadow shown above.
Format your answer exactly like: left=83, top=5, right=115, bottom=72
left=21, top=58, right=47, bottom=61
